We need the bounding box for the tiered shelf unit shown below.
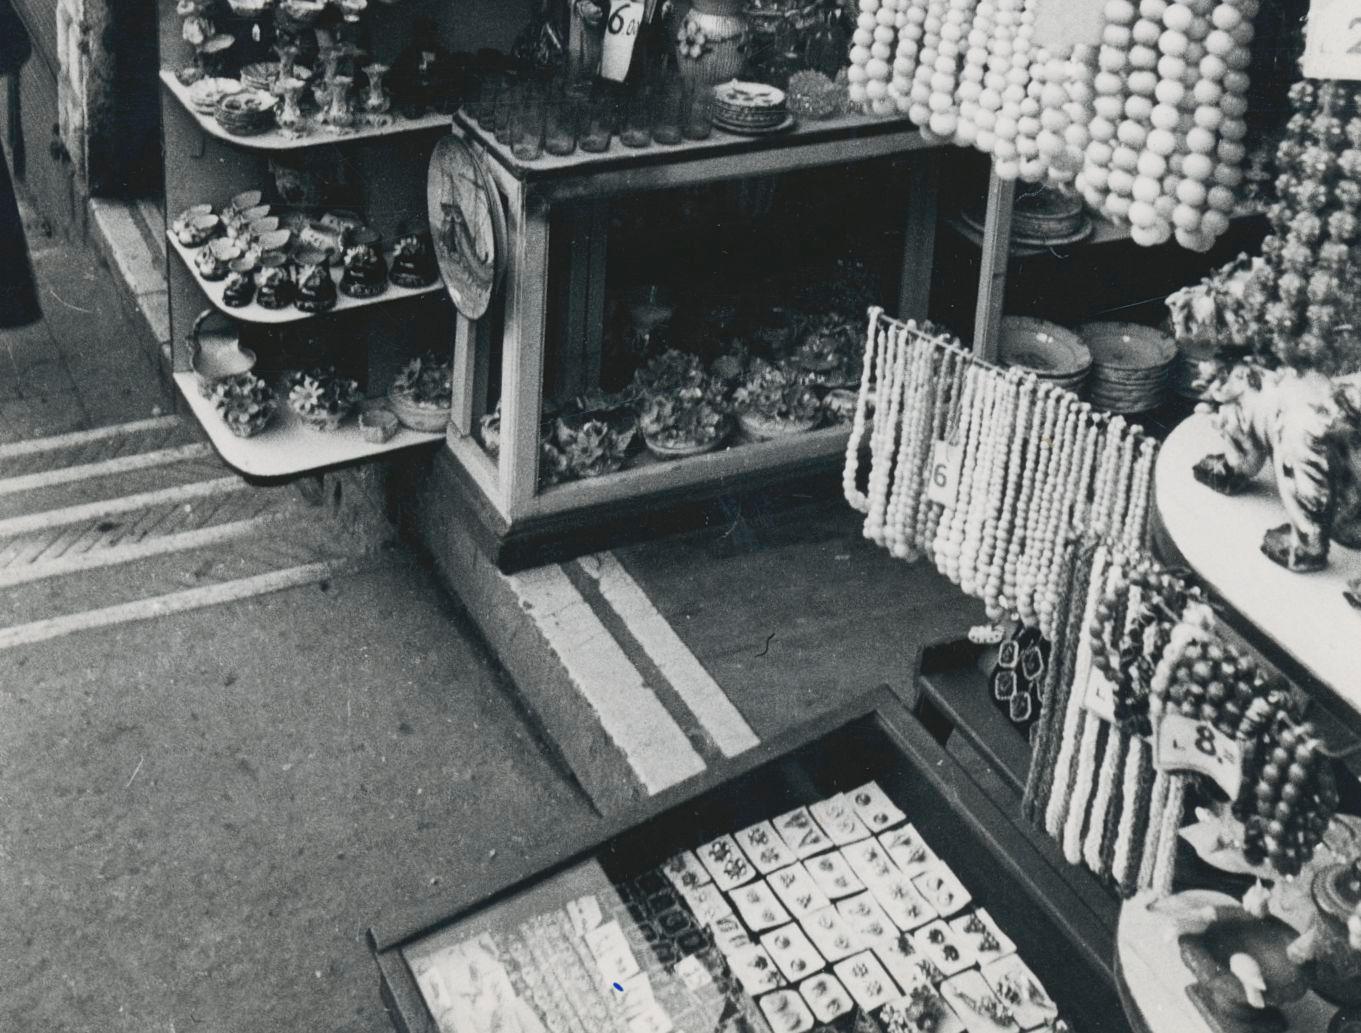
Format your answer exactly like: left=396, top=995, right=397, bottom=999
left=158, top=5, right=454, bottom=482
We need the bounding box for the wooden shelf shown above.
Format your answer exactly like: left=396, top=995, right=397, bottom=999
left=1156, top=412, right=1361, bottom=719
left=946, top=204, right=1265, bottom=255
left=175, top=372, right=441, bottom=480
left=160, top=70, right=449, bottom=151
left=457, top=109, right=939, bottom=202
left=168, top=231, right=443, bottom=325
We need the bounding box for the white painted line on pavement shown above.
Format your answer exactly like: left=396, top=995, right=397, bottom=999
left=0, top=415, right=182, bottom=459
left=578, top=552, right=760, bottom=759
left=0, top=475, right=245, bottom=539
left=0, top=560, right=351, bottom=651
left=0, top=514, right=285, bottom=588
left=0, top=443, right=212, bottom=496
left=509, top=563, right=707, bottom=794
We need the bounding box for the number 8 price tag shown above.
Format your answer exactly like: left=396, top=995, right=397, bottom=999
left=926, top=439, right=964, bottom=506
left=1154, top=713, right=1242, bottom=799
left=1303, top=0, right=1361, bottom=80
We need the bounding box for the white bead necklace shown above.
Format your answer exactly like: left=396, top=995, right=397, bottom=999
left=983, top=372, right=1034, bottom=618
left=843, top=308, right=885, bottom=514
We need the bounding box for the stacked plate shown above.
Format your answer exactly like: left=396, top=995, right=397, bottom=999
left=713, top=80, right=792, bottom=135
left=1077, top=321, right=1177, bottom=413
left=186, top=77, right=241, bottom=115
left=961, top=185, right=1093, bottom=248
left=998, top=316, right=1091, bottom=395
left=215, top=89, right=277, bottom=136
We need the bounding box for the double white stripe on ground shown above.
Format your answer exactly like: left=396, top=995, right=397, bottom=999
left=509, top=555, right=758, bottom=796
left=0, top=443, right=211, bottom=496
left=0, top=561, right=352, bottom=651
left=577, top=552, right=759, bottom=759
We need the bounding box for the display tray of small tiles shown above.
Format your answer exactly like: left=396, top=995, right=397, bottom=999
left=653, top=781, right=1071, bottom=1033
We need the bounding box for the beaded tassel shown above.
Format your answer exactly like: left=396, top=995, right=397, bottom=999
left=1045, top=544, right=1110, bottom=839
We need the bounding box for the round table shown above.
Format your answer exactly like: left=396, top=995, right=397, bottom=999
left=1117, top=891, right=1339, bottom=1033
left=1154, top=413, right=1361, bottom=718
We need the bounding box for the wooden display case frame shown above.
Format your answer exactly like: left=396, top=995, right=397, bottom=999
left=443, top=113, right=945, bottom=541
left=368, top=685, right=1126, bottom=1033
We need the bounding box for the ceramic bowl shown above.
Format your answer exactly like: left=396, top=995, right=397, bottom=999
left=256, top=228, right=292, bottom=253
left=247, top=216, right=280, bottom=238
left=999, top=316, right=1092, bottom=378
left=228, top=189, right=264, bottom=214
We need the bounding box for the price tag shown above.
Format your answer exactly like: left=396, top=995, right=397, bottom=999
left=1303, top=0, right=1361, bottom=80
left=1081, top=666, right=1117, bottom=724
left=926, top=439, right=964, bottom=505
left=601, top=0, right=643, bottom=82
left=1155, top=713, right=1242, bottom=799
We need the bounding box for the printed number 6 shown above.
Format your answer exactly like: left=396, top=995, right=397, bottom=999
left=933, top=463, right=947, bottom=488
left=1194, top=723, right=1217, bottom=758
left=608, top=9, right=625, bottom=33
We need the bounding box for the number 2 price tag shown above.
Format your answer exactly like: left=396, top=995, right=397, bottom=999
left=601, top=0, right=644, bottom=82
left=1081, top=665, right=1117, bottom=724
left=1155, top=713, right=1242, bottom=799
left=1303, top=0, right=1361, bottom=80
left=926, top=439, right=964, bottom=505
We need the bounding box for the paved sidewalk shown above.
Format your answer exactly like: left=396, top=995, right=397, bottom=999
left=2, top=199, right=167, bottom=440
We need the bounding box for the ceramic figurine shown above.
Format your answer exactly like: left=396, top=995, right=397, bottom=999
left=1195, top=364, right=1361, bottom=574
left=195, top=242, right=230, bottom=282
left=177, top=2, right=235, bottom=85
left=223, top=257, right=257, bottom=308
left=254, top=252, right=295, bottom=309
left=1155, top=896, right=1309, bottom=1033
left=339, top=228, right=387, bottom=298
left=294, top=247, right=337, bottom=312
left=276, top=76, right=311, bottom=137
left=1286, top=859, right=1361, bottom=1007
left=362, top=63, right=392, bottom=127
left=389, top=227, right=436, bottom=288
left=323, top=74, right=355, bottom=132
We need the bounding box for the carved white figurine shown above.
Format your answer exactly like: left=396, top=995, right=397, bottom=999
left=1193, top=363, right=1361, bottom=574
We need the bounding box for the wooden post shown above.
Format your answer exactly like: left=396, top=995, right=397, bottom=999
left=498, top=182, right=550, bottom=516
left=972, top=169, right=1014, bottom=362
left=898, top=150, right=939, bottom=323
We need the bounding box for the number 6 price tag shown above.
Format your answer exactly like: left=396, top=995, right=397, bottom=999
left=1155, top=713, right=1242, bottom=799
left=601, top=0, right=644, bottom=82
left=926, top=439, right=964, bottom=505
left=1303, top=0, right=1361, bottom=80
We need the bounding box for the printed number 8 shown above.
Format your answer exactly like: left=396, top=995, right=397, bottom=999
left=1194, top=723, right=1217, bottom=758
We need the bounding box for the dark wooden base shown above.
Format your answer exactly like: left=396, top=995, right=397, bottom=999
left=410, top=442, right=849, bottom=574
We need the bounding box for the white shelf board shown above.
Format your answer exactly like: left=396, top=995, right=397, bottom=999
left=175, top=372, right=441, bottom=479
left=1156, top=412, right=1361, bottom=713
left=160, top=69, right=449, bottom=151
left=168, top=231, right=443, bottom=324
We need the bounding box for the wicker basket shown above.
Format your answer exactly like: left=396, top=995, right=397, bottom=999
left=387, top=389, right=450, bottom=433
left=190, top=310, right=256, bottom=398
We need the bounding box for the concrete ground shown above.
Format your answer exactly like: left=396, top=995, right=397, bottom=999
left=0, top=206, right=599, bottom=1033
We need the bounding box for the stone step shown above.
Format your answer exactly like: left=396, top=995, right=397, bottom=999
left=0, top=448, right=232, bottom=522
left=0, top=415, right=199, bottom=478
left=0, top=516, right=363, bottom=631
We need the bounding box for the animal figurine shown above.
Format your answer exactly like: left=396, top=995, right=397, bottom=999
left=1193, top=363, right=1361, bottom=574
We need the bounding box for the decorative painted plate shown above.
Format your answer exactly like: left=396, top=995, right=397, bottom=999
left=427, top=134, right=505, bottom=320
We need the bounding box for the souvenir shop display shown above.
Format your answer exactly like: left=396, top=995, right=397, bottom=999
left=169, top=0, right=455, bottom=140
left=373, top=692, right=1121, bottom=1033
left=845, top=0, right=1277, bottom=250
left=169, top=188, right=438, bottom=321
